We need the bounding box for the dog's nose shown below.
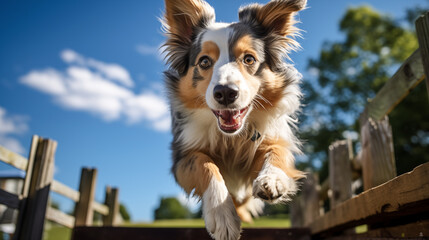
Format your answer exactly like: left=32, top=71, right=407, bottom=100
left=213, top=84, right=239, bottom=106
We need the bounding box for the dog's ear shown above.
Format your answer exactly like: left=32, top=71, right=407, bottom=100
left=163, top=0, right=215, bottom=74
left=239, top=0, right=306, bottom=37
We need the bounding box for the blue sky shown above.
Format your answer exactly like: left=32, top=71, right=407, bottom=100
left=0, top=0, right=424, bottom=221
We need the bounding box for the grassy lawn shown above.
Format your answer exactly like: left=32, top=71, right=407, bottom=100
left=43, top=217, right=291, bottom=240
left=124, top=217, right=291, bottom=228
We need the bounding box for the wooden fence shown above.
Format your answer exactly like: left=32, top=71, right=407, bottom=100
left=291, top=12, right=429, bottom=239
left=0, top=135, right=120, bottom=240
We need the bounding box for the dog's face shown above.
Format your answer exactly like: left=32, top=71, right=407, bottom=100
left=163, top=0, right=306, bottom=135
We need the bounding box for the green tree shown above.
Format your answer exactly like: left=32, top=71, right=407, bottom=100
left=154, top=197, right=191, bottom=220
left=300, top=5, right=429, bottom=182
left=120, top=203, right=131, bottom=221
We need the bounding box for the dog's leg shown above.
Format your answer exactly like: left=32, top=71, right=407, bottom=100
left=252, top=139, right=304, bottom=204
left=174, top=152, right=241, bottom=240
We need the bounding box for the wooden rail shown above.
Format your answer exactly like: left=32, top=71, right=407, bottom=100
left=292, top=11, right=429, bottom=239
left=0, top=136, right=120, bottom=240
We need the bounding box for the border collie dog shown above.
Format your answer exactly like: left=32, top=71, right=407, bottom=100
left=162, top=0, right=306, bottom=239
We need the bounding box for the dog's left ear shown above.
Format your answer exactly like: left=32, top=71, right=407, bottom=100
left=239, top=0, right=306, bottom=37
left=163, top=0, right=215, bottom=74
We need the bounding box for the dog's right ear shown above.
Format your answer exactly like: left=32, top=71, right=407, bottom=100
left=163, top=0, right=215, bottom=74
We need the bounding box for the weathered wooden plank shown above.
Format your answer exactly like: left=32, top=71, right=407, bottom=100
left=0, top=188, right=20, bottom=209
left=416, top=11, right=429, bottom=100
left=21, top=135, right=39, bottom=199
left=51, top=180, right=80, bottom=202
left=302, top=174, right=320, bottom=227
left=103, top=186, right=119, bottom=226
left=72, top=227, right=311, bottom=240
left=309, top=162, right=429, bottom=236
left=75, top=168, right=97, bottom=226
left=46, top=206, right=75, bottom=229
left=329, top=140, right=352, bottom=207
left=14, top=138, right=57, bottom=240
left=366, top=49, right=425, bottom=121
left=361, top=220, right=429, bottom=238
left=93, top=201, right=109, bottom=216
left=0, top=145, right=28, bottom=170
left=359, top=116, right=396, bottom=190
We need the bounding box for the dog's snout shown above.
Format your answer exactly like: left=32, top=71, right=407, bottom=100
left=213, top=84, right=239, bottom=106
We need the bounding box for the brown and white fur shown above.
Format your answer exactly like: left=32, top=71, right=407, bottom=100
left=162, top=0, right=306, bottom=239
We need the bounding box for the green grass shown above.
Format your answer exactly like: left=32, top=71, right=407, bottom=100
left=124, top=217, right=290, bottom=228
left=43, top=222, right=72, bottom=240
left=43, top=217, right=291, bottom=240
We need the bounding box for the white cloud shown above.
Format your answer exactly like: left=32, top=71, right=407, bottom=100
left=20, top=49, right=170, bottom=132
left=0, top=107, right=28, bottom=154
left=61, top=49, right=134, bottom=88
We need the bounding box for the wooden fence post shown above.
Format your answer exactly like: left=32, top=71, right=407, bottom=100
left=103, top=186, right=119, bottom=226
left=74, top=168, right=97, bottom=226
left=359, top=116, right=396, bottom=190
left=302, top=173, right=320, bottom=226
left=14, top=137, right=57, bottom=240
left=416, top=11, right=429, bottom=101
left=290, top=194, right=304, bottom=227
left=329, top=140, right=353, bottom=208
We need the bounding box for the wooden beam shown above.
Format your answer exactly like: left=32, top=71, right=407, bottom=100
left=328, top=140, right=352, bottom=207
left=365, top=49, right=425, bottom=121
left=72, top=227, right=312, bottom=240
left=416, top=11, right=429, bottom=101
left=0, top=188, right=20, bottom=209
left=20, top=135, right=39, bottom=199
left=302, top=174, right=320, bottom=227
left=74, top=168, right=97, bottom=226
left=51, top=180, right=80, bottom=202
left=93, top=201, right=109, bottom=216
left=46, top=206, right=75, bottom=229
left=0, top=145, right=28, bottom=171
left=359, top=116, right=396, bottom=190
left=309, top=162, right=429, bottom=236
left=103, top=186, right=119, bottom=226
left=14, top=138, right=57, bottom=240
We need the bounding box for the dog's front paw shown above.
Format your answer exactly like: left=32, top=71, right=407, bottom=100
left=252, top=166, right=297, bottom=204
left=203, top=180, right=241, bottom=240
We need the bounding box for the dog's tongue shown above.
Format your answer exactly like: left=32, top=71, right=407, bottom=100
left=219, top=110, right=240, bottom=125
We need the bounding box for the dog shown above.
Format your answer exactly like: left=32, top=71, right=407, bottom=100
left=162, top=0, right=306, bottom=239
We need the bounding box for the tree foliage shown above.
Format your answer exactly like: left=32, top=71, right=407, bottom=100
left=300, top=5, right=429, bottom=181
left=154, top=197, right=191, bottom=220
left=120, top=203, right=131, bottom=221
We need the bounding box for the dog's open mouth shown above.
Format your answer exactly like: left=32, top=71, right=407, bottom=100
left=212, top=106, right=249, bottom=134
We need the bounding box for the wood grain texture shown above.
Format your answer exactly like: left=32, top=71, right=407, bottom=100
left=302, top=173, right=320, bottom=227
left=0, top=145, right=28, bottom=171
left=329, top=140, right=352, bottom=207
left=14, top=138, right=57, bottom=240
left=75, top=168, right=97, bottom=227
left=309, top=162, right=429, bottom=236
left=51, top=180, right=80, bottom=202
left=365, top=49, right=425, bottom=121
left=416, top=12, right=429, bottom=100
left=46, top=206, right=75, bottom=229
left=72, top=227, right=311, bottom=240
left=359, top=116, right=396, bottom=190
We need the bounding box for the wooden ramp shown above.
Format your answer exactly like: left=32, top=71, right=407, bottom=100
left=72, top=227, right=311, bottom=240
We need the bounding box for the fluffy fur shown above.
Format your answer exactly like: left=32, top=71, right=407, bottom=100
left=162, top=0, right=306, bottom=239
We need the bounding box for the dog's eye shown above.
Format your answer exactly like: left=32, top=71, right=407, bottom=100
left=198, top=56, right=212, bottom=70
left=243, top=54, right=255, bottom=65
